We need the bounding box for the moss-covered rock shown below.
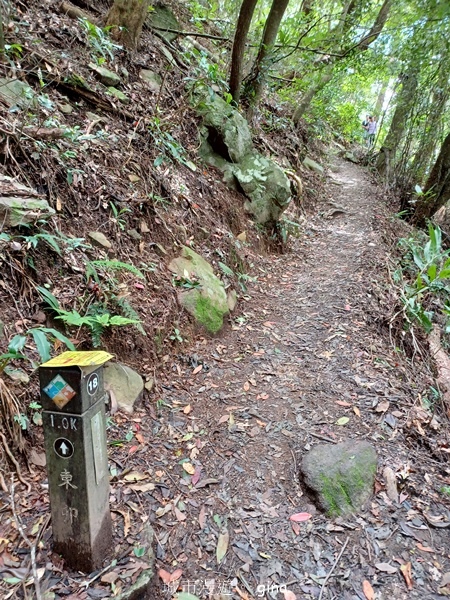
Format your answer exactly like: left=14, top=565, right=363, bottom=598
left=0, top=174, right=55, bottom=226
left=232, top=152, right=291, bottom=223
left=195, top=93, right=291, bottom=225
left=300, top=440, right=377, bottom=517
left=169, top=246, right=228, bottom=334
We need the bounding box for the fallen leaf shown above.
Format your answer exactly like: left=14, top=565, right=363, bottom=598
left=283, top=591, right=297, bottom=600
left=183, top=462, right=195, bottom=475
left=375, top=400, right=390, bottom=412
left=400, top=562, right=413, bottom=589
left=335, top=400, right=352, bottom=407
left=362, top=580, right=375, bottom=600
left=289, top=512, right=312, bottom=522
left=101, top=571, right=119, bottom=584
left=336, top=416, right=349, bottom=425
left=375, top=562, right=397, bottom=574
left=127, top=482, right=155, bottom=492
left=29, top=449, right=46, bottom=467
left=192, top=466, right=201, bottom=485
left=198, top=506, right=206, bottom=529
left=192, top=365, right=203, bottom=375
left=416, top=542, right=434, bottom=553
left=124, top=471, right=148, bottom=482
left=174, top=507, right=186, bottom=522
left=353, top=406, right=361, bottom=417
left=243, top=381, right=250, bottom=391
left=218, top=414, right=229, bottom=424
left=383, top=466, right=398, bottom=502
left=216, top=530, right=229, bottom=563
left=158, top=568, right=183, bottom=584
left=195, top=478, right=219, bottom=488
left=291, top=521, right=301, bottom=535
left=183, top=404, right=192, bottom=414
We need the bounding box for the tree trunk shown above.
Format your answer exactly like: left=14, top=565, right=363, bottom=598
left=376, top=71, right=417, bottom=177
left=244, top=0, right=290, bottom=119
left=292, top=0, right=392, bottom=122
left=292, top=68, right=333, bottom=124
left=228, top=0, right=259, bottom=104
left=412, top=132, right=450, bottom=227
left=357, top=0, right=392, bottom=50
left=105, top=0, right=150, bottom=49
left=374, top=81, right=387, bottom=115
left=410, top=63, right=449, bottom=185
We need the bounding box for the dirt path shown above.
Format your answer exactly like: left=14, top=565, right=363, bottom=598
left=143, top=156, right=450, bottom=600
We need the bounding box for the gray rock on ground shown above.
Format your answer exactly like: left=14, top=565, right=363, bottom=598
left=196, top=93, right=291, bottom=224
left=88, top=231, right=112, bottom=249
left=0, top=174, right=55, bottom=226
left=303, top=156, right=324, bottom=173
left=301, top=440, right=377, bottom=516
left=103, top=363, right=144, bottom=414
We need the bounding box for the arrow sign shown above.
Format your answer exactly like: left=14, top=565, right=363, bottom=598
left=54, top=438, right=74, bottom=459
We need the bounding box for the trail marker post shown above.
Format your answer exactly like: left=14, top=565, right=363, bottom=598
left=39, top=351, right=113, bottom=572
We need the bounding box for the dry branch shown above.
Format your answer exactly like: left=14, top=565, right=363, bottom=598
left=59, top=1, right=101, bottom=25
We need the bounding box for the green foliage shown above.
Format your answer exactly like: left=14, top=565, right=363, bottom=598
left=0, top=327, right=75, bottom=373
left=397, top=224, right=450, bottom=333
left=79, top=18, right=122, bottom=62
left=86, top=259, right=144, bottom=284
left=37, top=286, right=140, bottom=348
left=169, top=328, right=184, bottom=343
left=148, top=116, right=195, bottom=170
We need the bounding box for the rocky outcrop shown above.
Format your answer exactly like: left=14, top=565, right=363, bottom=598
left=301, top=440, right=377, bottom=516
left=196, top=94, right=291, bottom=224
left=169, top=246, right=229, bottom=334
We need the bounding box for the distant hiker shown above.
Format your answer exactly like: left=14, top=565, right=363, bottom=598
left=362, top=115, right=370, bottom=140
left=367, top=116, right=377, bottom=147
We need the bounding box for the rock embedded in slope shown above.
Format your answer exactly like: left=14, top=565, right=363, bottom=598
left=103, top=363, right=144, bottom=414
left=89, top=63, right=121, bottom=87
left=88, top=231, right=112, bottom=249
left=300, top=440, right=377, bottom=516
left=169, top=246, right=229, bottom=334
left=303, top=156, right=324, bottom=173
left=0, top=78, right=34, bottom=108
left=139, top=70, right=162, bottom=93
left=0, top=174, right=55, bottom=226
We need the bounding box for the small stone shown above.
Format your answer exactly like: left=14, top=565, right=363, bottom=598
left=303, top=156, right=324, bottom=173
left=144, top=378, right=154, bottom=391
left=106, top=87, right=129, bottom=104
left=127, top=229, right=142, bottom=241
left=59, top=103, right=73, bottom=114
left=236, top=231, right=247, bottom=242
left=139, top=69, right=162, bottom=93
left=88, top=231, right=112, bottom=249
left=128, top=174, right=140, bottom=183
left=300, top=440, right=377, bottom=516
left=4, top=367, right=30, bottom=384
left=140, top=221, right=150, bottom=233
left=227, top=290, right=237, bottom=311
left=0, top=78, right=34, bottom=108
left=89, top=63, right=121, bottom=87
left=86, top=111, right=101, bottom=121
left=103, top=363, right=144, bottom=414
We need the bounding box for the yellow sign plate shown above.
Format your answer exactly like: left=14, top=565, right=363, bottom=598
left=41, top=351, right=114, bottom=368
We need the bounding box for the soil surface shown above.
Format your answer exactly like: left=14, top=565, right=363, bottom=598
left=146, top=156, right=450, bottom=600
left=3, top=156, right=450, bottom=600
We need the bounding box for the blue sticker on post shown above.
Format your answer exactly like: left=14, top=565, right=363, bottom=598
left=43, top=374, right=76, bottom=409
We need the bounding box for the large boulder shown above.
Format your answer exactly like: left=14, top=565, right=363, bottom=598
left=232, top=152, right=291, bottom=223
left=0, top=78, right=34, bottom=108
left=103, top=363, right=144, bottom=414
left=196, top=93, right=291, bottom=224
left=169, top=246, right=229, bottom=334
left=148, top=4, right=180, bottom=42
left=0, top=175, right=54, bottom=226
left=301, top=440, right=377, bottom=517
left=197, top=94, right=253, bottom=163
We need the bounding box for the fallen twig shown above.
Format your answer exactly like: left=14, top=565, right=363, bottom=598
left=10, top=481, right=42, bottom=600
left=318, top=536, right=349, bottom=600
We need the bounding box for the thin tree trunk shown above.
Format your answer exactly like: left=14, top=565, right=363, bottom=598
left=412, top=132, right=450, bottom=226
left=292, top=0, right=393, bottom=123
left=374, top=81, right=388, bottom=115
left=376, top=71, right=418, bottom=177
left=105, top=0, right=150, bottom=49
left=244, top=0, right=290, bottom=119
left=228, top=0, right=259, bottom=104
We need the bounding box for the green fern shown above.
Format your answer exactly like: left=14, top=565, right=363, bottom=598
left=114, top=297, right=146, bottom=336
left=86, top=260, right=145, bottom=284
